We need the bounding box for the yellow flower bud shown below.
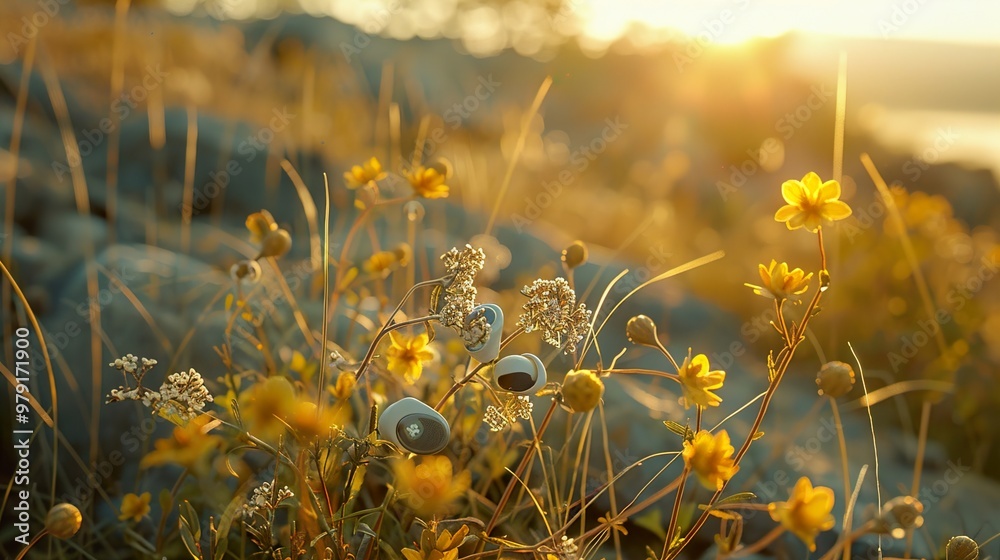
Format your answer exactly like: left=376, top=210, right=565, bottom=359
left=258, top=228, right=292, bottom=259
left=331, top=370, right=356, bottom=400
left=626, top=315, right=661, bottom=347
left=561, top=240, right=588, bottom=269
left=245, top=210, right=277, bottom=242
left=45, top=503, right=82, bottom=539
left=561, top=369, right=604, bottom=413
left=816, top=361, right=855, bottom=398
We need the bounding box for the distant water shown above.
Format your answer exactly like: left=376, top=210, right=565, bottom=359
left=784, top=34, right=1000, bottom=182
left=860, top=108, right=1000, bottom=181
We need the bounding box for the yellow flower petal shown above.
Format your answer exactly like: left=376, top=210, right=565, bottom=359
left=768, top=477, right=836, bottom=551
left=800, top=171, right=822, bottom=191
left=781, top=181, right=806, bottom=205
left=822, top=199, right=853, bottom=220
left=818, top=180, right=841, bottom=201
left=774, top=204, right=800, bottom=223
left=786, top=212, right=807, bottom=230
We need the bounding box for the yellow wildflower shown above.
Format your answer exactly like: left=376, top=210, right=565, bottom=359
left=344, top=157, right=386, bottom=189
left=774, top=172, right=852, bottom=232
left=287, top=400, right=344, bottom=442
left=401, top=524, right=469, bottom=560
left=363, top=244, right=410, bottom=277
left=118, top=492, right=151, bottom=522
left=597, top=512, right=629, bottom=536
left=140, top=415, right=223, bottom=473
left=404, top=165, right=450, bottom=199
left=682, top=430, right=739, bottom=491
left=677, top=353, right=725, bottom=408
left=239, top=376, right=297, bottom=440
left=329, top=370, right=357, bottom=400
left=288, top=350, right=317, bottom=385
left=386, top=331, right=435, bottom=384
left=747, top=260, right=813, bottom=301
left=393, top=456, right=470, bottom=517
left=768, top=477, right=836, bottom=551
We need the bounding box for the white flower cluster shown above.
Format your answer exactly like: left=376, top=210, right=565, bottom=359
left=516, top=278, right=592, bottom=354
left=242, top=481, right=294, bottom=518
left=439, top=245, right=490, bottom=346
left=110, top=354, right=157, bottom=378
left=151, top=368, right=215, bottom=422
left=483, top=395, right=533, bottom=432
left=106, top=355, right=214, bottom=422
left=555, top=535, right=579, bottom=560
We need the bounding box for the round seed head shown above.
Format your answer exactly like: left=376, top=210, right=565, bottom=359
left=46, top=503, right=82, bottom=539
left=561, top=369, right=604, bottom=413
left=947, top=536, right=979, bottom=560
left=626, top=315, right=661, bottom=347
left=258, top=228, right=292, bottom=259
left=561, top=240, right=588, bottom=269
left=816, top=360, right=855, bottom=398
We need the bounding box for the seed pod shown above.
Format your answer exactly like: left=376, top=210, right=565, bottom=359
left=258, top=228, right=292, bottom=259
left=561, top=240, right=588, bottom=269
left=626, top=315, right=661, bottom=347
left=45, top=503, right=82, bottom=539
left=947, top=536, right=979, bottom=560
left=561, top=369, right=604, bottom=413
left=245, top=210, right=277, bottom=242
left=816, top=361, right=855, bottom=398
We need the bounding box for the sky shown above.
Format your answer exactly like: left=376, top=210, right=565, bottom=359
left=167, top=0, right=1000, bottom=50
left=577, top=0, right=1000, bottom=46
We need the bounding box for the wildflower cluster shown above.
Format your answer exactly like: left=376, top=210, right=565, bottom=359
left=89, top=139, right=973, bottom=560
left=483, top=395, right=533, bottom=432
left=404, top=165, right=450, bottom=199
left=438, top=244, right=490, bottom=346
left=106, top=355, right=214, bottom=423
left=242, top=481, right=294, bottom=519
left=516, top=277, right=592, bottom=353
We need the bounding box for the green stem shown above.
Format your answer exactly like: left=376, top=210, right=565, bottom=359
left=665, top=231, right=829, bottom=560
left=478, top=400, right=559, bottom=552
